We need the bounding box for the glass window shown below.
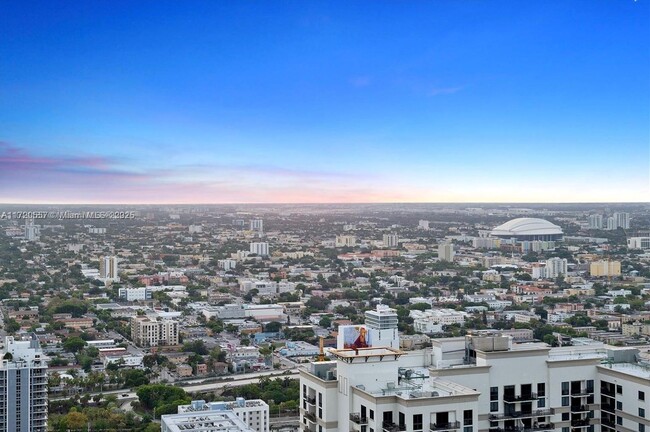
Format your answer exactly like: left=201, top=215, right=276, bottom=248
left=640, top=391, right=646, bottom=401
left=639, top=408, right=645, bottom=418
left=464, top=410, right=473, bottom=426
left=562, top=396, right=569, bottom=406
left=537, top=383, right=545, bottom=397
left=538, top=398, right=545, bottom=408
left=639, top=424, right=645, bottom=432
left=413, top=414, right=423, bottom=430
left=562, top=427, right=569, bottom=432
left=617, top=385, right=623, bottom=395
left=562, top=413, right=570, bottom=421
left=463, top=428, right=473, bottom=432
left=562, top=382, right=569, bottom=395
left=617, top=401, right=623, bottom=411
left=490, top=402, right=498, bottom=412
left=617, top=416, right=623, bottom=425
left=370, top=410, right=374, bottom=420
left=490, top=386, right=498, bottom=401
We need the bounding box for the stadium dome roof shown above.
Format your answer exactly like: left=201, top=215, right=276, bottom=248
left=490, top=218, right=563, bottom=237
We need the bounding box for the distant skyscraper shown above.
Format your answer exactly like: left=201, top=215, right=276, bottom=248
left=383, top=233, right=399, bottom=248
left=588, top=214, right=603, bottom=229
left=99, top=256, right=119, bottom=281
left=250, top=219, right=264, bottom=233
left=249, top=242, right=269, bottom=257
left=335, top=235, right=356, bottom=248
left=438, top=242, right=455, bottom=262
left=613, top=212, right=630, bottom=230
left=605, top=216, right=616, bottom=231
left=544, top=257, right=568, bottom=279
left=24, top=220, right=40, bottom=241
left=0, top=335, right=48, bottom=432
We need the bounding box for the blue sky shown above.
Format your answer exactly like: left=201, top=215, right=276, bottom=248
left=1, top=1, right=648, bottom=203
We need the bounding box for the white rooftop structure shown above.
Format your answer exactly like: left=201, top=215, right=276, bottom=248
left=491, top=217, right=563, bottom=241
left=161, top=410, right=254, bottom=432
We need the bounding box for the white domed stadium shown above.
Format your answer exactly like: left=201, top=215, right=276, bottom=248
left=490, top=218, right=563, bottom=241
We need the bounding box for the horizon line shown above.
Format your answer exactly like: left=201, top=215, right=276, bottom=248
left=0, top=201, right=647, bottom=206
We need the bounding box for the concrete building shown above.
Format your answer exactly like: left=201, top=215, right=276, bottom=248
left=218, top=259, right=238, bottom=271
left=383, top=234, right=399, bottom=248
left=438, top=243, right=455, bottom=262
left=473, top=237, right=501, bottom=249
left=418, top=220, right=430, bottom=230
left=161, top=410, right=255, bottom=432
left=0, top=335, right=48, bottom=432
left=250, top=219, right=264, bottom=233
left=99, top=256, right=119, bottom=282
left=590, top=260, right=622, bottom=277
left=410, top=308, right=467, bottom=327
left=130, top=316, right=179, bottom=347
left=588, top=214, right=604, bottom=230
left=491, top=218, right=563, bottom=241
left=544, top=257, right=568, bottom=279
left=249, top=242, right=269, bottom=257
left=24, top=220, right=40, bottom=241
left=301, top=333, right=650, bottom=432
left=177, top=398, right=269, bottom=432
left=628, top=237, right=650, bottom=250
left=613, top=212, right=631, bottom=230
left=335, top=235, right=357, bottom=248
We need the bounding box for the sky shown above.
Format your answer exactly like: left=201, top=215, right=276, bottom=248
left=1, top=1, right=649, bottom=204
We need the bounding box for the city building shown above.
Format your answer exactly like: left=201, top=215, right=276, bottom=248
left=24, top=220, right=40, bottom=241
left=99, top=256, right=119, bottom=282
left=383, top=233, right=399, bottom=248
left=490, top=218, right=563, bottom=241
left=131, top=315, right=179, bottom=347
left=438, top=243, right=455, bottom=262
left=627, top=237, right=650, bottom=250
left=249, top=242, right=269, bottom=257
left=335, top=235, right=357, bottom=248
left=613, top=212, right=631, bottom=230
left=161, top=410, right=255, bottom=432
left=177, top=398, right=269, bottom=432
left=544, top=257, right=568, bottom=279
left=250, top=219, right=264, bottom=233
left=588, top=214, right=604, bottom=230
left=218, top=258, right=238, bottom=271
left=473, top=237, right=501, bottom=249
left=300, top=333, right=650, bottom=432
left=418, top=220, right=430, bottom=230
left=0, top=335, right=48, bottom=432
left=590, top=260, right=622, bottom=277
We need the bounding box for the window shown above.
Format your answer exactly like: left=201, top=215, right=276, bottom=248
left=562, top=396, right=569, bottom=407
left=562, top=413, right=570, bottom=421
left=538, top=398, right=545, bottom=408
left=318, top=392, right=322, bottom=406
left=639, top=408, right=645, bottom=418
left=318, top=408, right=322, bottom=418
left=361, top=427, right=367, bottom=432
left=361, top=406, right=367, bottom=419
left=562, top=382, right=569, bottom=395
left=537, top=383, right=546, bottom=397
left=490, top=386, right=498, bottom=401
left=490, top=402, right=498, bottom=412
left=640, top=424, right=645, bottom=432
left=586, top=380, right=594, bottom=392
left=617, top=401, right=623, bottom=411
left=370, top=410, right=374, bottom=420
left=640, top=391, right=646, bottom=401
left=617, top=385, right=623, bottom=395
left=399, top=412, right=405, bottom=428
left=464, top=410, right=473, bottom=426
left=562, top=428, right=569, bottom=432
left=463, top=428, right=473, bottom=432
left=617, top=416, right=623, bottom=425
left=413, top=414, right=423, bottom=430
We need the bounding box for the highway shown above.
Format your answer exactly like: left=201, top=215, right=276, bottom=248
left=51, top=368, right=300, bottom=402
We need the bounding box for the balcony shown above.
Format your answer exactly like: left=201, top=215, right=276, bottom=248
left=305, top=396, right=316, bottom=405
left=570, top=405, right=590, bottom=413
left=571, top=418, right=594, bottom=427
left=430, top=421, right=461, bottom=430
left=349, top=413, right=368, bottom=425
left=303, top=411, right=316, bottom=422
left=570, top=389, right=594, bottom=397
left=504, top=393, right=538, bottom=403
left=488, top=424, right=554, bottom=432
left=383, top=422, right=407, bottom=432
left=489, top=409, right=553, bottom=420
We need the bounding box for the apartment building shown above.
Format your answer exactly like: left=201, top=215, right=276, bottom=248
left=130, top=315, right=179, bottom=347
left=0, top=335, right=48, bottom=432
left=300, top=334, right=650, bottom=432
left=177, top=398, right=269, bottom=432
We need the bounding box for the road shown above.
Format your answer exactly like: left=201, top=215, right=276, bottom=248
left=51, top=368, right=300, bottom=402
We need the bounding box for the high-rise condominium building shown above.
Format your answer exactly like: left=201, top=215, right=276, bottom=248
left=250, top=219, right=264, bottom=233
left=588, top=214, right=603, bottom=230
left=613, top=212, right=630, bottom=230
left=383, top=234, right=399, bottom=248
left=335, top=235, right=357, bottom=248
left=300, top=334, right=650, bottom=432
left=544, top=257, right=568, bottom=279
left=438, top=243, right=455, bottom=262
left=249, top=242, right=269, bottom=257
left=0, top=335, right=48, bottom=432
left=99, top=256, right=119, bottom=281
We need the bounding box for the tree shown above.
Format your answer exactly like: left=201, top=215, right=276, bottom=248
left=63, top=336, right=87, bottom=353
left=265, top=321, right=283, bottom=333
left=319, top=316, right=332, bottom=328
left=65, top=410, right=88, bottom=431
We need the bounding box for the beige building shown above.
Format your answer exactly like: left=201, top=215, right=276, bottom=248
left=590, top=260, right=621, bottom=277
left=131, top=316, right=179, bottom=347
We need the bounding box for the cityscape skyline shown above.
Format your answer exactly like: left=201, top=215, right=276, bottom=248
left=1, top=1, right=649, bottom=204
